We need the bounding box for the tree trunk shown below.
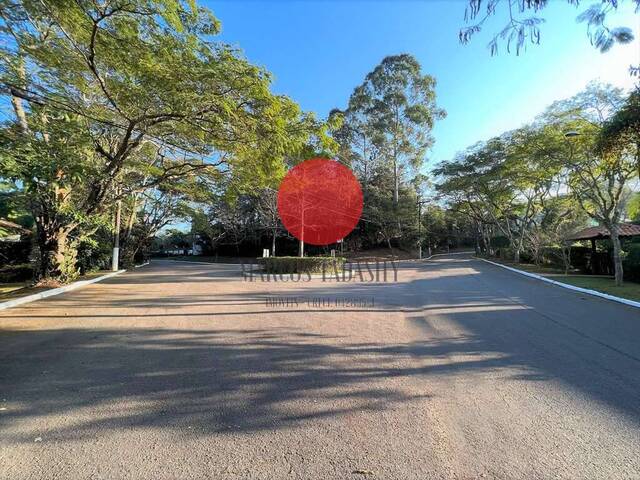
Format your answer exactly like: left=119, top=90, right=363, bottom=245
left=11, top=95, right=29, bottom=134
left=35, top=220, right=78, bottom=284
left=112, top=199, right=122, bottom=271
left=271, top=230, right=276, bottom=257
left=609, top=224, right=624, bottom=286
left=482, top=226, right=492, bottom=256
left=393, top=161, right=399, bottom=206
left=480, top=225, right=489, bottom=255
left=10, top=58, right=30, bottom=134
left=513, top=246, right=520, bottom=264
left=120, top=197, right=139, bottom=268
left=562, top=244, right=571, bottom=275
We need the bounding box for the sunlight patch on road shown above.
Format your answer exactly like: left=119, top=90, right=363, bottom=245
left=416, top=304, right=531, bottom=315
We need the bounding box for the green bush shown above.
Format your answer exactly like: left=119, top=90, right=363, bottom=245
left=0, top=263, right=33, bottom=283
left=76, top=237, right=112, bottom=273
left=623, top=243, right=640, bottom=283
left=260, top=256, right=346, bottom=274
left=0, top=239, right=31, bottom=266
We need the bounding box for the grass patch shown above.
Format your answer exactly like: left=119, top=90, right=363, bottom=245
left=483, top=256, right=640, bottom=302
left=548, top=276, right=640, bottom=302
left=485, top=258, right=575, bottom=275
left=0, top=282, right=30, bottom=295
left=0, top=284, right=49, bottom=302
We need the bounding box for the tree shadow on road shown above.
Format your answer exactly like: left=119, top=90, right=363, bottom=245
left=1, top=326, right=444, bottom=443
left=2, top=257, right=640, bottom=443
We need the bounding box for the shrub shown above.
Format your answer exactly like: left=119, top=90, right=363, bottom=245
left=0, top=263, right=34, bottom=283
left=495, top=247, right=514, bottom=260
left=76, top=237, right=112, bottom=273
left=492, top=236, right=511, bottom=249
left=0, top=239, right=31, bottom=266
left=623, top=243, right=640, bottom=283
left=260, top=256, right=346, bottom=274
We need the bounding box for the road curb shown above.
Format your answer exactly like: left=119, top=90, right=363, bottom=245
left=0, top=269, right=127, bottom=311
left=480, top=258, right=640, bottom=309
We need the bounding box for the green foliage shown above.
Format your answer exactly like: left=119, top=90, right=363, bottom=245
left=157, top=229, right=192, bottom=249
left=351, top=54, right=444, bottom=203
left=597, top=88, right=640, bottom=177
left=435, top=122, right=566, bottom=261
left=76, top=234, right=112, bottom=273
left=0, top=0, right=328, bottom=281
left=0, top=180, right=33, bottom=228
left=56, top=243, right=80, bottom=283
left=436, top=82, right=636, bottom=283
left=623, top=243, right=640, bottom=282
left=331, top=54, right=445, bottom=251
left=544, top=83, right=634, bottom=234
left=0, top=263, right=33, bottom=283
left=0, top=239, right=31, bottom=266
left=460, top=0, right=639, bottom=56
left=628, top=193, right=640, bottom=222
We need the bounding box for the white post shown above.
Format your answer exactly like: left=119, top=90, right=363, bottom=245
left=112, top=199, right=122, bottom=271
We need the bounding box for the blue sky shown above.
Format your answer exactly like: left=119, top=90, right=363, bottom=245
left=207, top=0, right=639, bottom=171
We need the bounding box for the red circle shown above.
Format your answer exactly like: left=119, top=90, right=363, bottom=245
left=277, top=158, right=363, bottom=246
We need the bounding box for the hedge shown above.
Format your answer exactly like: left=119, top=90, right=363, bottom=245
left=623, top=243, right=640, bottom=283
left=0, top=239, right=31, bottom=266
left=260, top=256, right=346, bottom=274
left=0, top=263, right=34, bottom=283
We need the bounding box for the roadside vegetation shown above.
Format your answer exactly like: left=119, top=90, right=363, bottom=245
left=548, top=276, right=640, bottom=302
left=0, top=0, right=638, bottom=298
left=486, top=257, right=640, bottom=303
left=0, top=0, right=334, bottom=286
left=436, top=83, right=640, bottom=287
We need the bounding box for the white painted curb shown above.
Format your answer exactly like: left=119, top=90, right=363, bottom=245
left=0, top=269, right=126, bottom=311
left=480, top=258, right=640, bottom=309
left=134, top=261, right=150, bottom=268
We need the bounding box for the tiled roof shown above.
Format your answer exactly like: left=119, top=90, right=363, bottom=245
left=568, top=223, right=640, bottom=240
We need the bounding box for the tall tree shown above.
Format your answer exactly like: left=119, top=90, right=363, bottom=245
left=0, top=0, right=320, bottom=281
left=597, top=88, right=640, bottom=177
left=255, top=187, right=282, bottom=257
left=546, top=83, right=635, bottom=285
left=350, top=54, right=445, bottom=206
left=436, top=125, right=564, bottom=262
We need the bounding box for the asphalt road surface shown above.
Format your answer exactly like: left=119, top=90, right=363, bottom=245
left=1, top=255, right=639, bottom=479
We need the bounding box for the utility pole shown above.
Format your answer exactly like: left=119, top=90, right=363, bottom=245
left=417, top=197, right=428, bottom=259
left=112, top=197, right=122, bottom=271
left=299, top=190, right=305, bottom=257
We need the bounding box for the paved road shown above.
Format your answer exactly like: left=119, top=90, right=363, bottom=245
left=1, top=255, right=639, bottom=479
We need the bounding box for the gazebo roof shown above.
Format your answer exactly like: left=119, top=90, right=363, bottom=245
left=568, top=223, right=640, bottom=241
